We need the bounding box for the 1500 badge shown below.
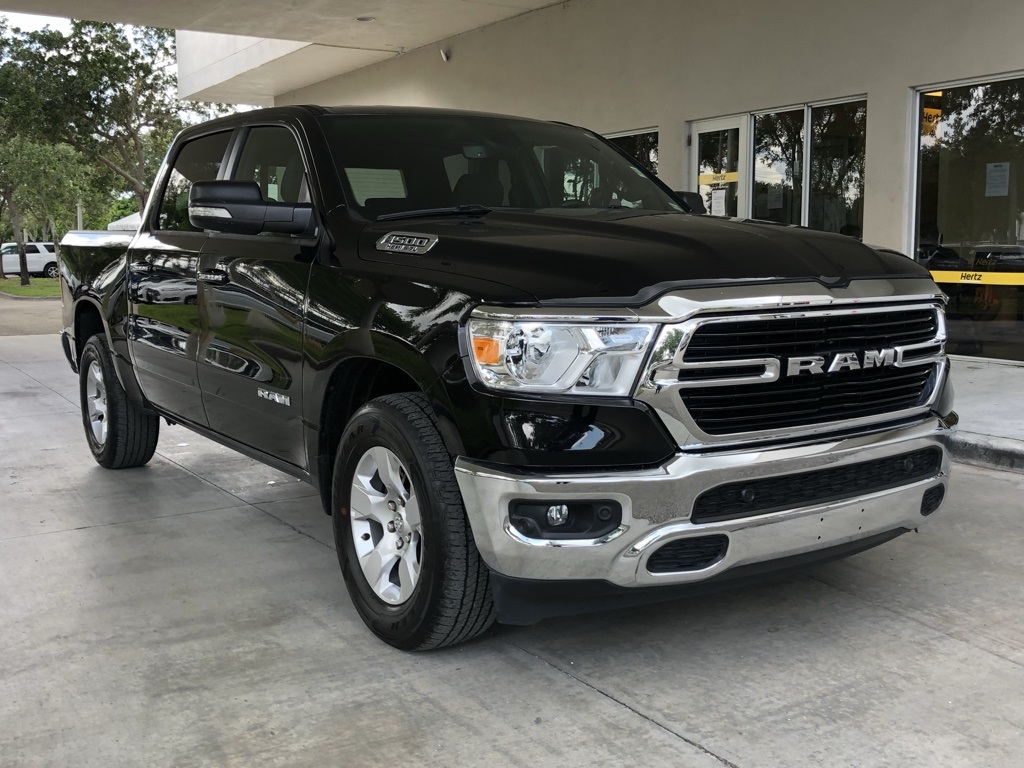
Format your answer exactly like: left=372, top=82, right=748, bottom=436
left=376, top=232, right=439, bottom=255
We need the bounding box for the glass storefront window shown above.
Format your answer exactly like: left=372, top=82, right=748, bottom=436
left=607, top=131, right=659, bottom=176
left=809, top=101, right=866, bottom=237
left=753, top=109, right=804, bottom=225
left=750, top=100, right=866, bottom=235
left=916, top=78, right=1024, bottom=361
left=697, top=128, right=740, bottom=217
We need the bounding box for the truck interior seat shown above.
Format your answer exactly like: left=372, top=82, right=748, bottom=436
left=453, top=174, right=505, bottom=207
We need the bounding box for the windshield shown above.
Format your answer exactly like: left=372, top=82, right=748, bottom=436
left=320, top=114, right=684, bottom=220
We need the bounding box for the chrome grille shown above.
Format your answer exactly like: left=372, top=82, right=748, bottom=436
left=682, top=365, right=937, bottom=434
left=682, top=309, right=937, bottom=362
left=648, top=302, right=945, bottom=440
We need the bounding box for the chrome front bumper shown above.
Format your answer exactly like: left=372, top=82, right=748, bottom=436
left=454, top=418, right=953, bottom=587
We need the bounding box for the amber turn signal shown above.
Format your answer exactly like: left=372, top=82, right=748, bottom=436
left=472, top=336, right=501, bottom=365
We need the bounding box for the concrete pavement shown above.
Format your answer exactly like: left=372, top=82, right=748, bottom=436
left=948, top=356, right=1024, bottom=473
left=0, top=292, right=62, bottom=337
left=2, top=333, right=1024, bottom=767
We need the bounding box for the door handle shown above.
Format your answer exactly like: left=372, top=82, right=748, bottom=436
left=197, top=269, right=229, bottom=285
left=128, top=262, right=152, bottom=274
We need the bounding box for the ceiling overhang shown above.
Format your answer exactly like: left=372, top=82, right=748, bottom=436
left=1, top=1, right=561, bottom=103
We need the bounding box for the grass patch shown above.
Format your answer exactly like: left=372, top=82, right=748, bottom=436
left=0, top=277, right=61, bottom=297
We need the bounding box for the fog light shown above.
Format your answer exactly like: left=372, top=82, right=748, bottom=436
left=509, top=499, right=622, bottom=540
left=546, top=504, right=570, bottom=526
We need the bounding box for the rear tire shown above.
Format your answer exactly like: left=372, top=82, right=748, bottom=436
left=79, top=335, right=160, bottom=469
left=332, top=392, right=495, bottom=650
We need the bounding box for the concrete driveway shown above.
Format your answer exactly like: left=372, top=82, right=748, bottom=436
left=2, top=335, right=1022, bottom=767
left=0, top=293, right=62, bottom=336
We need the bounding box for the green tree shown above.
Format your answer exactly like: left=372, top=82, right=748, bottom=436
left=31, top=22, right=227, bottom=212
left=0, top=137, right=60, bottom=284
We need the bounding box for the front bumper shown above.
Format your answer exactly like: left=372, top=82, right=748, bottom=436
left=454, top=417, right=953, bottom=591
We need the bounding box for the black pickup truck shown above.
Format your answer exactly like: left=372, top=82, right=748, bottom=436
left=60, top=106, right=956, bottom=650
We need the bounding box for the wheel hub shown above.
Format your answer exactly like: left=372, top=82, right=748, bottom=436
left=86, top=361, right=108, bottom=446
left=348, top=446, right=423, bottom=605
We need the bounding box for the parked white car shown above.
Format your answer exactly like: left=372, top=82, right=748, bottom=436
left=1, top=242, right=59, bottom=278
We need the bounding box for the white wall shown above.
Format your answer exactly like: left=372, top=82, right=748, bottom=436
left=275, top=0, right=1024, bottom=252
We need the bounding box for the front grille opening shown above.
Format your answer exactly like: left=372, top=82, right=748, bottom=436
left=921, top=485, right=945, bottom=516
left=683, top=309, right=937, bottom=361
left=691, top=447, right=943, bottom=524
left=647, top=534, right=728, bottom=573
left=676, top=307, right=940, bottom=435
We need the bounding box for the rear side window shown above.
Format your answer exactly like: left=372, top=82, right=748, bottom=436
left=157, top=131, right=232, bottom=231
left=344, top=168, right=407, bottom=205
left=233, top=126, right=309, bottom=204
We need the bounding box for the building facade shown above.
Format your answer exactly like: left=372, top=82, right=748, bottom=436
left=170, top=0, right=1024, bottom=362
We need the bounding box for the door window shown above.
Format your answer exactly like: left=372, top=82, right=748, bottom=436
left=156, top=131, right=232, bottom=232
left=696, top=126, right=742, bottom=217
left=234, top=126, right=309, bottom=204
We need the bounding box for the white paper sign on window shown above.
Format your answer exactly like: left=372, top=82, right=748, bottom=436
left=711, top=188, right=727, bottom=216
left=985, top=162, right=1010, bottom=197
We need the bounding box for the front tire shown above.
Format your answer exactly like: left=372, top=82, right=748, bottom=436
left=44, top=262, right=59, bottom=278
left=332, top=392, right=495, bottom=650
left=79, top=335, right=160, bottom=468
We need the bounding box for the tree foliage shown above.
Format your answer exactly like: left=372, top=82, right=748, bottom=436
left=0, top=137, right=77, bottom=283
left=1, top=16, right=231, bottom=282
left=23, top=22, right=227, bottom=211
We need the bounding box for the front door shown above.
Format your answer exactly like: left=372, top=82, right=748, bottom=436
left=129, top=129, right=233, bottom=426
left=690, top=116, right=749, bottom=218
left=196, top=125, right=313, bottom=468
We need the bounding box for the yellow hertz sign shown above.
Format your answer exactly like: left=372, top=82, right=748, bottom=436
left=697, top=171, right=739, bottom=185
left=930, top=270, right=1024, bottom=286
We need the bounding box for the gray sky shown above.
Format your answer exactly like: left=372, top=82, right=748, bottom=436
left=2, top=12, right=71, bottom=33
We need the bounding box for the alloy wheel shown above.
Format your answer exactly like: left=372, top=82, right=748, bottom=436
left=86, top=361, right=108, bottom=445
left=349, top=446, right=423, bottom=605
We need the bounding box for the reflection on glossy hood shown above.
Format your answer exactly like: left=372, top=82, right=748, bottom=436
left=357, top=210, right=929, bottom=304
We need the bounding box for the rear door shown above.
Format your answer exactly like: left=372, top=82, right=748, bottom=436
left=196, top=124, right=314, bottom=467
left=24, top=244, right=43, bottom=273
left=128, top=129, right=233, bottom=426
left=2, top=243, right=39, bottom=275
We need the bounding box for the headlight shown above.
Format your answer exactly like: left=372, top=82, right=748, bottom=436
left=467, top=315, right=656, bottom=396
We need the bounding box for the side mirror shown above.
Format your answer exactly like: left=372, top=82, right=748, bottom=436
left=675, top=190, right=707, bottom=215
left=189, top=181, right=313, bottom=236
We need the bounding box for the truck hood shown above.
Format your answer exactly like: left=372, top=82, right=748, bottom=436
left=357, top=210, right=930, bottom=305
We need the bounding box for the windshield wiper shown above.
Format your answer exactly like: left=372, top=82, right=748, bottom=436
left=376, top=204, right=493, bottom=222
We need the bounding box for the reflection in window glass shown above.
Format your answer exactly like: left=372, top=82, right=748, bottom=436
left=234, top=126, right=309, bottom=203
left=916, top=78, right=1024, bottom=361
left=345, top=168, right=408, bottom=205
left=157, top=132, right=231, bottom=231
left=697, top=128, right=740, bottom=217
left=753, top=110, right=804, bottom=225
left=606, top=131, right=659, bottom=175
left=810, top=101, right=866, bottom=236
